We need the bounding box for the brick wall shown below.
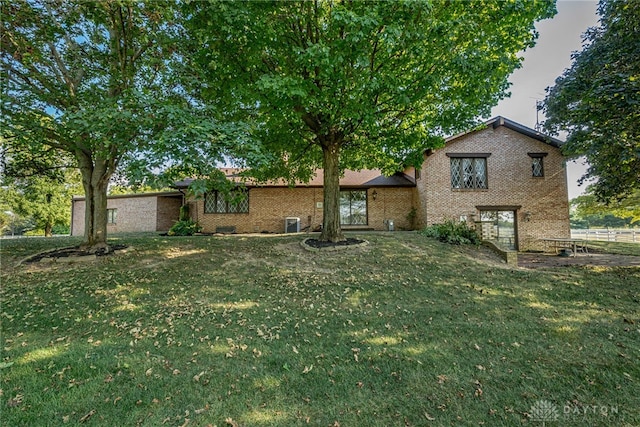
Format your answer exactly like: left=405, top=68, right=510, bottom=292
left=105, top=196, right=158, bottom=234
left=156, top=196, right=183, bottom=231
left=367, top=187, right=416, bottom=231
left=189, top=186, right=415, bottom=233
left=70, top=198, right=85, bottom=236
left=416, top=125, right=570, bottom=251
left=71, top=193, right=182, bottom=236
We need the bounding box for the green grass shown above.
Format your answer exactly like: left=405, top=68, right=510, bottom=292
left=1, top=233, right=639, bottom=426
left=585, top=240, right=640, bottom=257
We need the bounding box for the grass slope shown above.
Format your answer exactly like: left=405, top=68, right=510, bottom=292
left=1, top=233, right=638, bottom=426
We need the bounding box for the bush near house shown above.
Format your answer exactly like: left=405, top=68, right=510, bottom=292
left=419, top=219, right=481, bottom=245
left=167, top=219, right=201, bottom=236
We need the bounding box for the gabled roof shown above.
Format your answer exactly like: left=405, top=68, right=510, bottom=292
left=445, top=116, right=564, bottom=148
left=172, top=169, right=415, bottom=189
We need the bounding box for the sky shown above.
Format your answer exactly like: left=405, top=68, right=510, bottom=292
left=490, top=0, right=600, bottom=199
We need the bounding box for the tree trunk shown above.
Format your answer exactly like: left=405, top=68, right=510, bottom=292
left=319, top=142, right=346, bottom=242
left=77, top=152, right=113, bottom=252
left=44, top=222, right=53, bottom=237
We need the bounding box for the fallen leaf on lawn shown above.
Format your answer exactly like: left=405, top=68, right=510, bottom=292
left=476, top=365, right=485, bottom=371
left=292, top=346, right=299, bottom=354
left=79, top=409, right=96, bottom=423
left=225, top=417, right=239, bottom=427
left=194, top=404, right=209, bottom=414
left=193, top=371, right=206, bottom=382
left=424, top=412, right=435, bottom=421
left=145, top=368, right=153, bottom=376
left=7, top=394, right=23, bottom=407
left=302, top=365, right=313, bottom=374
left=437, top=374, right=447, bottom=384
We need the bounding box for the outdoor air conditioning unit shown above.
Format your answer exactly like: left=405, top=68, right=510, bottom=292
left=285, top=217, right=300, bottom=233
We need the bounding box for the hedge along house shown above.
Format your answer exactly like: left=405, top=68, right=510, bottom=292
left=71, top=192, right=183, bottom=236
left=415, top=116, right=570, bottom=251
left=172, top=169, right=417, bottom=234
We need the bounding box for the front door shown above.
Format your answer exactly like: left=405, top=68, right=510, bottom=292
left=479, top=210, right=516, bottom=250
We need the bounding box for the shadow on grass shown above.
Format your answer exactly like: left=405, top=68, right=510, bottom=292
left=1, top=233, right=638, bottom=426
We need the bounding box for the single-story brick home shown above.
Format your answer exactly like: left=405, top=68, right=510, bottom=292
left=71, top=116, right=570, bottom=251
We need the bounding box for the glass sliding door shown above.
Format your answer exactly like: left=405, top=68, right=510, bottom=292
left=340, top=190, right=367, bottom=225
left=479, top=210, right=516, bottom=250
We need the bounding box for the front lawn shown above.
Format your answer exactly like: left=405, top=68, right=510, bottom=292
left=1, top=233, right=638, bottom=426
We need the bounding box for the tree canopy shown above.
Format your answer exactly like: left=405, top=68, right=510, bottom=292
left=0, top=168, right=82, bottom=236
left=571, top=187, right=640, bottom=228
left=543, top=0, right=640, bottom=203
left=187, top=0, right=556, bottom=241
left=1, top=0, right=224, bottom=250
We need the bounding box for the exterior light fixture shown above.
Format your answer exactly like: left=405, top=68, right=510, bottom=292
left=371, top=190, right=378, bottom=201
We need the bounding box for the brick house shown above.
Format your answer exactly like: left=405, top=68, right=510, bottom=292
left=70, top=116, right=570, bottom=251
left=173, top=169, right=417, bottom=234
left=416, top=116, right=570, bottom=251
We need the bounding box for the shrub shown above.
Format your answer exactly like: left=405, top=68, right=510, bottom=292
left=179, top=204, right=190, bottom=221
left=168, top=219, right=202, bottom=236
left=419, top=220, right=480, bottom=245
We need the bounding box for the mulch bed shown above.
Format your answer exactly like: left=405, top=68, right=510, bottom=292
left=22, top=244, right=128, bottom=264
left=303, top=238, right=365, bottom=249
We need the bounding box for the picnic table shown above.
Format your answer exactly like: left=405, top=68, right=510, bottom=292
left=541, top=238, right=589, bottom=257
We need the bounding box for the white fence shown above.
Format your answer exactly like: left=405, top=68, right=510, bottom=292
left=571, top=229, right=640, bottom=243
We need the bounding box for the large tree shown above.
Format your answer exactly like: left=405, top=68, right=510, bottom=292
left=543, top=0, right=640, bottom=203
left=187, top=0, right=556, bottom=242
left=1, top=1, right=221, bottom=251
left=0, top=169, right=82, bottom=236
left=571, top=187, right=640, bottom=227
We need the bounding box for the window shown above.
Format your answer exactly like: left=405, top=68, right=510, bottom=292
left=531, top=157, right=544, bottom=177
left=107, top=208, right=117, bottom=224
left=450, top=157, right=488, bottom=189
left=204, top=189, right=249, bottom=214
left=340, top=190, right=367, bottom=225
left=528, top=153, right=547, bottom=177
